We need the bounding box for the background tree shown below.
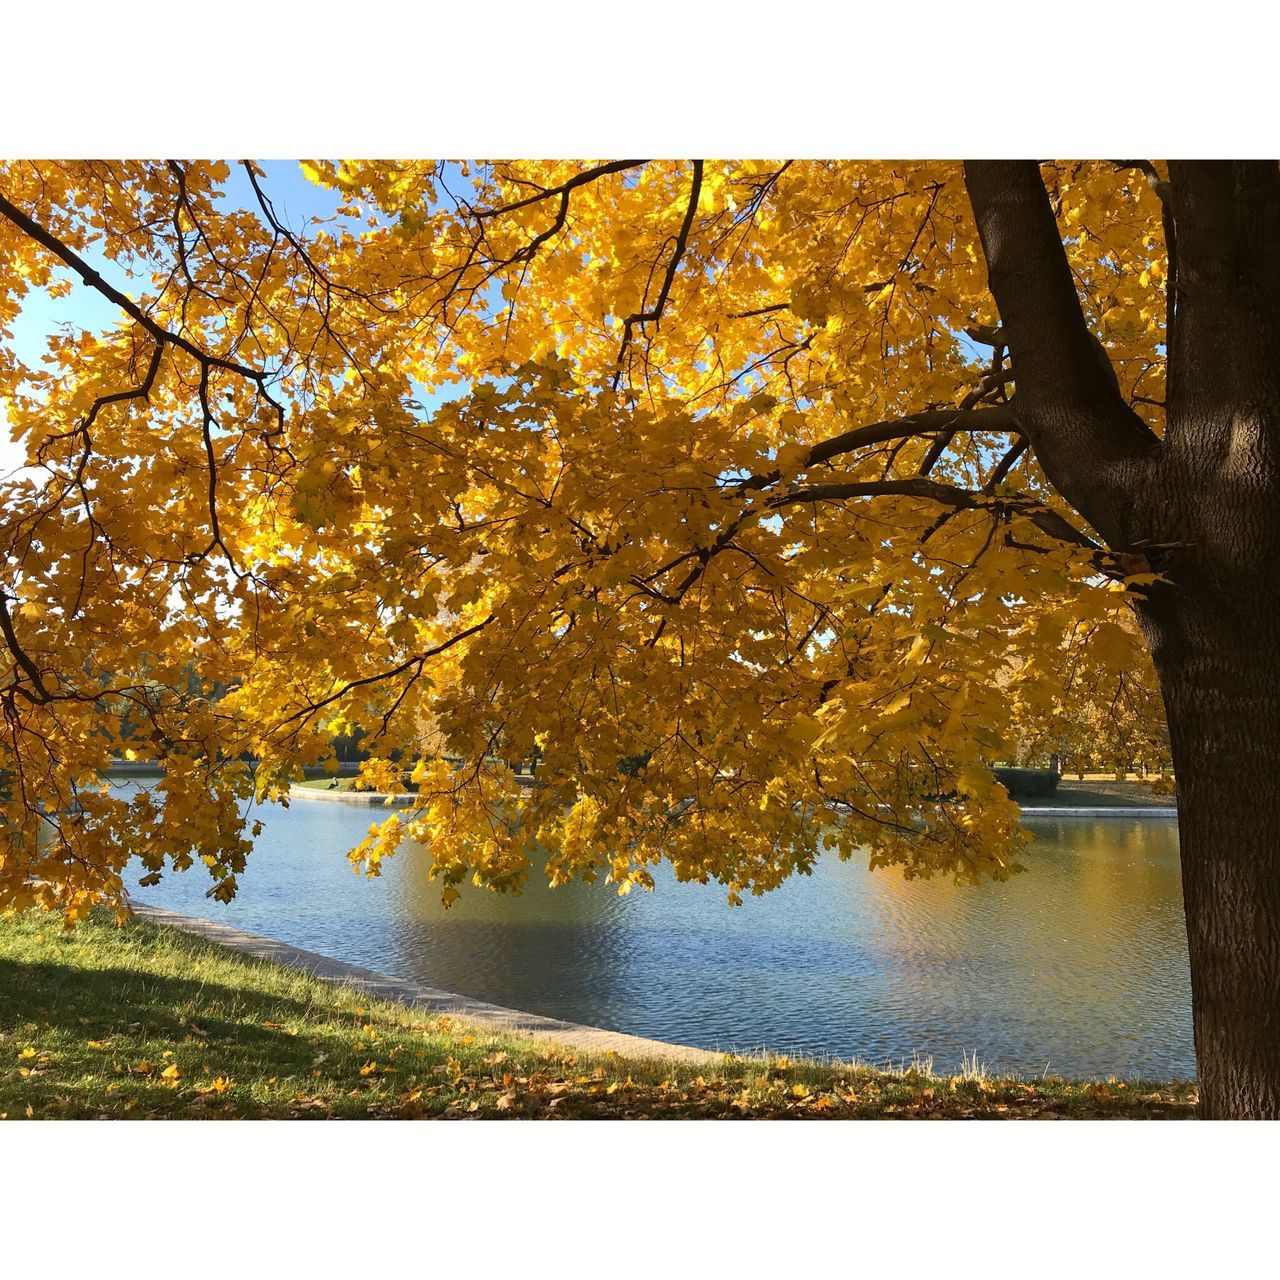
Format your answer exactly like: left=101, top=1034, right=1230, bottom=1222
left=1, top=159, right=1275, bottom=1116
left=1007, top=608, right=1171, bottom=782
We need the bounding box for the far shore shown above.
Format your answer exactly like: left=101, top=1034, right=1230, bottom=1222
left=105, top=761, right=1177, bottom=818
left=288, top=774, right=1178, bottom=815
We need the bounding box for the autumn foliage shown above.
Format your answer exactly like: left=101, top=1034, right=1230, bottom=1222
left=0, top=161, right=1169, bottom=917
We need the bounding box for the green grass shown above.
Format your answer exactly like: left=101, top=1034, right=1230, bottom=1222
left=1018, top=779, right=1177, bottom=809
left=0, top=910, right=1197, bottom=1119
left=293, top=777, right=380, bottom=792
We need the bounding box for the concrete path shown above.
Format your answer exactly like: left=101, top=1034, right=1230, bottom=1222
left=287, top=785, right=416, bottom=806
left=128, top=901, right=716, bottom=1064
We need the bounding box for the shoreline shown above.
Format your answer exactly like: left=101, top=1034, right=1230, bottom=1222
left=285, top=782, right=1179, bottom=820
left=128, top=901, right=716, bottom=1064
left=287, top=784, right=417, bottom=806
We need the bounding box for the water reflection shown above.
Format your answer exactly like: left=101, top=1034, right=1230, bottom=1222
left=128, top=791, right=1193, bottom=1079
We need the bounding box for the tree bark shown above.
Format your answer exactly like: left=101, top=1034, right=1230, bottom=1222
left=1149, top=162, right=1280, bottom=1117
left=1140, top=565, right=1280, bottom=1119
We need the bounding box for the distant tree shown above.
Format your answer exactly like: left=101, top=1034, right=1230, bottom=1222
left=1007, top=609, right=1170, bottom=780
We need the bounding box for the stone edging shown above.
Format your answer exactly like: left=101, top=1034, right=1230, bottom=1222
left=287, top=785, right=416, bottom=806
left=127, top=901, right=716, bottom=1064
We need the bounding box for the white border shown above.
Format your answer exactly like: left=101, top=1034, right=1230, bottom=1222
left=1, top=5, right=1272, bottom=1271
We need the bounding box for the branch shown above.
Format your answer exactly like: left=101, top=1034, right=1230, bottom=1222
left=813, top=405, right=1016, bottom=468
left=984, top=437, right=1029, bottom=492
left=768, top=477, right=997, bottom=510
left=0, top=592, right=51, bottom=703
left=241, top=160, right=380, bottom=306
left=963, top=161, right=1158, bottom=545
left=733, top=405, right=1019, bottom=496
left=769, top=477, right=1099, bottom=550
left=192, top=361, right=236, bottom=571
left=472, top=161, right=647, bottom=220
left=273, top=616, right=494, bottom=732
left=614, top=160, right=704, bottom=388
left=35, top=337, right=164, bottom=463
left=467, top=164, right=650, bottom=275
left=0, top=187, right=279, bottom=396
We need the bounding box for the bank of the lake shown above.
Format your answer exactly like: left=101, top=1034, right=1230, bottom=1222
left=1019, top=778, right=1178, bottom=810
left=288, top=774, right=1179, bottom=812
left=0, top=909, right=1197, bottom=1119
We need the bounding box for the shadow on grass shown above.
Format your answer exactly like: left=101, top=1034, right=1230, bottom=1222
left=0, top=952, right=464, bottom=1118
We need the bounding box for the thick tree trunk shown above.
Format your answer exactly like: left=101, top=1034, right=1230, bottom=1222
left=966, top=159, right=1280, bottom=1116
left=1140, top=571, right=1280, bottom=1119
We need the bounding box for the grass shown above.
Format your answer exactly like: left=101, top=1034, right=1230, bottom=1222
left=0, top=909, right=1197, bottom=1120
left=1018, top=778, right=1177, bottom=809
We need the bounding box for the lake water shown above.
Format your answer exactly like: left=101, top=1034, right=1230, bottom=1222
left=128, top=791, right=1193, bottom=1079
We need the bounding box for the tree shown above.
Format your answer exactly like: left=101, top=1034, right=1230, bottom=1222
left=0, top=159, right=1275, bottom=1116
left=1006, top=607, right=1171, bottom=781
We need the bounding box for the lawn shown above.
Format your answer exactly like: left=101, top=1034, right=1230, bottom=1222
left=0, top=909, right=1196, bottom=1119
left=1018, top=778, right=1177, bottom=809
left=293, top=777, right=387, bottom=792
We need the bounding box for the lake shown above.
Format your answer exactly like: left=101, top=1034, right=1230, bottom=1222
left=128, top=790, right=1193, bottom=1079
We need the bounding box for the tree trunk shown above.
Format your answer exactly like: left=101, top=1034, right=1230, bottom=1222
left=965, top=158, right=1280, bottom=1117
left=1140, top=574, right=1280, bottom=1119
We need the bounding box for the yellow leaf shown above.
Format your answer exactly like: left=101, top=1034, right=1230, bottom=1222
left=775, top=443, right=809, bottom=474
left=904, top=634, right=930, bottom=665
